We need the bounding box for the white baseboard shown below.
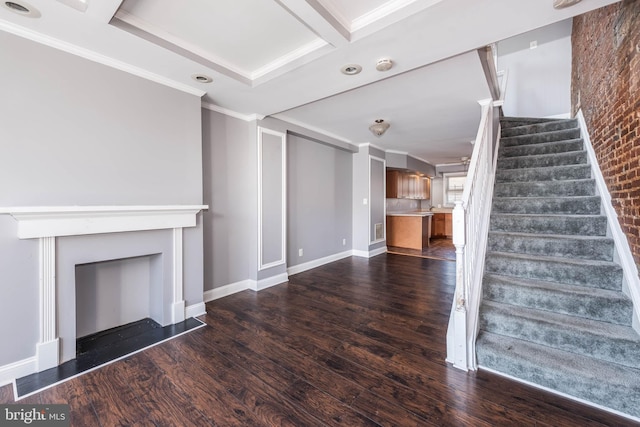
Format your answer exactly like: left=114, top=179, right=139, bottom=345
left=250, top=273, right=289, bottom=291
left=287, top=250, right=352, bottom=276
left=353, top=246, right=388, bottom=258
left=203, top=280, right=252, bottom=302
left=185, top=302, right=206, bottom=318
left=0, top=357, right=36, bottom=387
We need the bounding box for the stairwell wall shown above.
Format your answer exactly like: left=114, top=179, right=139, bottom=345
left=571, top=0, right=640, bottom=272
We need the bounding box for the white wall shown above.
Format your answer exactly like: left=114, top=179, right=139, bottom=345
left=498, top=19, right=573, bottom=118
left=0, top=31, right=204, bottom=369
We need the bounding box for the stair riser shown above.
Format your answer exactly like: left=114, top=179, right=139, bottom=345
left=500, top=139, right=583, bottom=157
left=476, top=336, right=640, bottom=418
left=485, top=256, right=622, bottom=290
left=487, top=234, right=614, bottom=261
left=492, top=197, right=601, bottom=215
left=490, top=215, right=608, bottom=235
left=483, top=282, right=633, bottom=326
left=495, top=165, right=592, bottom=183
left=480, top=309, right=640, bottom=370
left=501, top=118, right=559, bottom=129
left=501, top=120, right=578, bottom=137
left=498, top=152, right=588, bottom=169
left=494, top=180, right=595, bottom=197
left=501, top=128, right=581, bottom=146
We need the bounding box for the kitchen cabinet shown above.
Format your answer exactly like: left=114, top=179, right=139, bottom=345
left=386, top=213, right=432, bottom=249
left=386, top=170, right=430, bottom=200
left=432, top=213, right=452, bottom=238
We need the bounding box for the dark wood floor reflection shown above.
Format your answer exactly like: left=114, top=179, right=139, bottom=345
left=388, top=238, right=456, bottom=261
left=1, top=254, right=635, bottom=426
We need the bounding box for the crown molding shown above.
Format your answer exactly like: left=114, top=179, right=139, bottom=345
left=201, top=102, right=264, bottom=122
left=0, top=20, right=205, bottom=97
left=273, top=115, right=353, bottom=144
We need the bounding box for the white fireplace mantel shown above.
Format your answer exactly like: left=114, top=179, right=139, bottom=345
left=0, top=205, right=208, bottom=239
left=0, top=204, right=207, bottom=372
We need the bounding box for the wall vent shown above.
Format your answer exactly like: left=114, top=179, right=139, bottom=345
left=375, top=223, right=384, bottom=240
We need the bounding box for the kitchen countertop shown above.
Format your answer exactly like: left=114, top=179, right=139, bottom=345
left=386, top=211, right=434, bottom=217
left=430, top=207, right=454, bottom=213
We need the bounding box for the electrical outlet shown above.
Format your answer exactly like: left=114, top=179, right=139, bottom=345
left=530, top=40, right=537, bottom=49
left=363, top=198, right=368, bottom=205
left=298, top=248, right=303, bottom=257
left=342, top=238, right=346, bottom=246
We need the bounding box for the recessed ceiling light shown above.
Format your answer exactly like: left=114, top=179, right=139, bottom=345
left=375, top=59, right=393, bottom=72
left=2, top=1, right=40, bottom=17
left=191, top=74, right=213, bottom=83
left=340, top=64, right=362, bottom=75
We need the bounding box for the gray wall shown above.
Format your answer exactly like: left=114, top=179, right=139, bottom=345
left=201, top=109, right=256, bottom=290
left=287, top=134, right=352, bottom=266
left=0, top=31, right=204, bottom=368
left=498, top=19, right=573, bottom=118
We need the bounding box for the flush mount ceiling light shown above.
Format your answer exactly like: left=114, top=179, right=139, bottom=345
left=375, top=58, right=393, bottom=72
left=2, top=1, right=40, bottom=17
left=553, top=0, right=582, bottom=9
left=369, top=119, right=390, bottom=137
left=340, top=64, right=362, bottom=75
left=191, top=74, right=213, bottom=83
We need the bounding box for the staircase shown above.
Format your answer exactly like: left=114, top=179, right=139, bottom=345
left=476, top=117, right=640, bottom=419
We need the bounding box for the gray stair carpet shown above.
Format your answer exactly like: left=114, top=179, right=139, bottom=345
left=476, top=117, right=640, bottom=419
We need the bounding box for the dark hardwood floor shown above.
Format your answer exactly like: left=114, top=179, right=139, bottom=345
left=1, top=254, right=636, bottom=426
left=388, top=238, right=456, bottom=261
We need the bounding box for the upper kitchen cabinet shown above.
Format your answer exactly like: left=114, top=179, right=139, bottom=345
left=386, top=170, right=430, bottom=200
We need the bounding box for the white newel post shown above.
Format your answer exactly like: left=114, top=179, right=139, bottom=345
left=172, top=227, right=185, bottom=324
left=452, top=200, right=468, bottom=370
left=37, top=236, right=59, bottom=371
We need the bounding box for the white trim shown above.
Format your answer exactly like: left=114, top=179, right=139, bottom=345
left=185, top=302, right=206, bottom=318
left=0, top=20, right=205, bottom=97
left=171, top=228, right=185, bottom=324
left=203, top=280, right=252, bottom=302
left=287, top=250, right=352, bottom=276
left=37, top=237, right=58, bottom=371
left=369, top=155, right=387, bottom=245
left=0, top=357, right=36, bottom=387
left=250, top=273, right=289, bottom=292
left=479, top=366, right=640, bottom=423
left=352, top=0, right=430, bottom=32
left=577, top=110, right=640, bottom=330
left=271, top=114, right=354, bottom=144
left=257, top=127, right=287, bottom=271
left=0, top=205, right=207, bottom=239
left=252, top=38, right=329, bottom=80
left=201, top=102, right=264, bottom=122
left=359, top=142, right=387, bottom=153
left=36, top=339, right=59, bottom=372
left=352, top=247, right=387, bottom=258
left=545, top=113, right=572, bottom=119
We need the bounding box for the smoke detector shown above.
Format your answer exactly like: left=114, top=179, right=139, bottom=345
left=375, top=59, right=393, bottom=72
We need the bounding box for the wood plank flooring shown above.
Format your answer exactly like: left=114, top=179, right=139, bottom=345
left=388, top=238, right=455, bottom=261
left=1, top=253, right=636, bottom=426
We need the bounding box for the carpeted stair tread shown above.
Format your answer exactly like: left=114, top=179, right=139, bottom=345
left=490, top=213, right=608, bottom=236
left=497, top=151, right=587, bottom=169
left=495, top=164, right=592, bottom=183
left=487, top=231, right=614, bottom=261
left=483, top=273, right=633, bottom=326
left=501, top=119, right=578, bottom=137
left=500, top=117, right=564, bottom=128
left=494, top=179, right=596, bottom=197
left=500, top=129, right=582, bottom=147
left=492, top=195, right=601, bottom=215
left=480, top=300, right=640, bottom=369
left=499, top=139, right=584, bottom=157
left=476, top=332, right=640, bottom=418
left=485, top=251, right=622, bottom=290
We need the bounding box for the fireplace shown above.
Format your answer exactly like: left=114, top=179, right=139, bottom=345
left=0, top=205, right=207, bottom=371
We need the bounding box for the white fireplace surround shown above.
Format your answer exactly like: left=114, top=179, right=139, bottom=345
left=0, top=205, right=207, bottom=372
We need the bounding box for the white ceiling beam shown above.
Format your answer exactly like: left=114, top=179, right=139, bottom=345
left=85, top=0, right=124, bottom=24
left=274, top=0, right=350, bottom=47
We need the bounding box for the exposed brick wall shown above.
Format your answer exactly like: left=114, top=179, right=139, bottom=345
left=571, top=0, right=640, bottom=269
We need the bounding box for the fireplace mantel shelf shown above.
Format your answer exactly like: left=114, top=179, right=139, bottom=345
left=0, top=205, right=208, bottom=239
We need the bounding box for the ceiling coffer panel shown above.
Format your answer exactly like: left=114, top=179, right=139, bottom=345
left=114, top=0, right=329, bottom=84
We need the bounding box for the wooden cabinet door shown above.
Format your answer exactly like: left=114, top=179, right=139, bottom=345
left=386, top=170, right=400, bottom=198
left=444, top=213, right=453, bottom=237
left=433, top=213, right=445, bottom=237
left=421, top=177, right=431, bottom=200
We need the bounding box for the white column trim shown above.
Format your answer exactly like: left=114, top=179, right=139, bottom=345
left=37, top=237, right=59, bottom=371
left=171, top=228, right=185, bottom=324
left=369, top=155, right=386, bottom=245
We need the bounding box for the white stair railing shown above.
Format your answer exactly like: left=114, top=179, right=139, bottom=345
left=446, top=80, right=505, bottom=370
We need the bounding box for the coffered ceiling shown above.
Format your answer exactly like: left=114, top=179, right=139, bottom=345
left=0, top=0, right=621, bottom=164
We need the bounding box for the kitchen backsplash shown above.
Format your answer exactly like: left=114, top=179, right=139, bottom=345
left=386, top=198, right=431, bottom=212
